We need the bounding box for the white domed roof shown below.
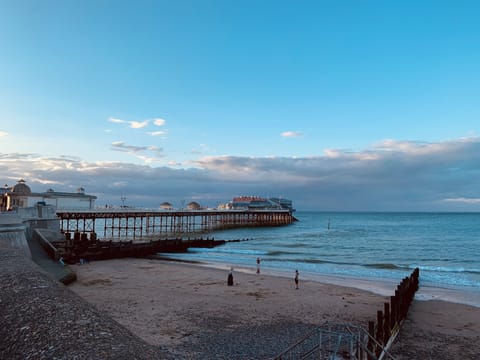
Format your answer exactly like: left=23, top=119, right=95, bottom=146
left=12, top=179, right=31, bottom=195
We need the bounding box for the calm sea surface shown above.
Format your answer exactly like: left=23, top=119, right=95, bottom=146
left=163, top=212, right=480, bottom=305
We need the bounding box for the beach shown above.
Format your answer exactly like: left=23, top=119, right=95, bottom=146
left=68, top=258, right=480, bottom=359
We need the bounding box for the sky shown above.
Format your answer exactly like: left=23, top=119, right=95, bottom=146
left=1, top=0, right=480, bottom=211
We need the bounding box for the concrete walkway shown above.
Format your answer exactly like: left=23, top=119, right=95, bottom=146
left=26, top=231, right=77, bottom=284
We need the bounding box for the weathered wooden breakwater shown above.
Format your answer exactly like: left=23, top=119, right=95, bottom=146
left=56, top=209, right=296, bottom=240
left=274, top=268, right=420, bottom=360
left=41, top=230, right=249, bottom=264
left=366, top=267, right=420, bottom=360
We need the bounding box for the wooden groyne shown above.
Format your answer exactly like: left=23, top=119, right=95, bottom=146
left=56, top=209, right=296, bottom=240
left=366, top=267, right=420, bottom=359
left=41, top=230, right=248, bottom=264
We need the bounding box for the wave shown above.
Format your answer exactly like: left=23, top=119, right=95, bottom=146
left=411, top=265, right=480, bottom=275
left=267, top=250, right=298, bottom=256
left=188, top=248, right=268, bottom=256
left=364, top=263, right=406, bottom=270
left=267, top=258, right=338, bottom=265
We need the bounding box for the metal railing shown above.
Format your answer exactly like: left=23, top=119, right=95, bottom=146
left=273, top=322, right=396, bottom=360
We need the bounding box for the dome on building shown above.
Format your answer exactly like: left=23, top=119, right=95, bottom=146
left=160, top=202, right=173, bottom=210
left=12, top=179, right=31, bottom=195
left=187, top=201, right=201, bottom=210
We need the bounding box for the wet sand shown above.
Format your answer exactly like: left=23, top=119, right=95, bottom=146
left=68, top=258, right=480, bottom=359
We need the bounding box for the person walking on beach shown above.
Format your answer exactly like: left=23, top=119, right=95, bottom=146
left=294, top=269, right=299, bottom=290
left=256, top=257, right=261, bottom=274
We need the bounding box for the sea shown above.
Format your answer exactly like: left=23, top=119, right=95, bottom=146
left=161, top=211, right=480, bottom=307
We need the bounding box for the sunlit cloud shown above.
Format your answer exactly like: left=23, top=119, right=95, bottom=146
left=0, top=131, right=8, bottom=137
left=129, top=120, right=149, bottom=129
left=153, top=118, right=166, bottom=126
left=281, top=131, right=303, bottom=138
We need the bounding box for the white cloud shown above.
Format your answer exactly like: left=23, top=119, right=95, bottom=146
left=281, top=131, right=303, bottom=138
left=108, top=117, right=166, bottom=130
left=442, top=197, right=480, bottom=204
left=108, top=117, right=149, bottom=129
left=148, top=131, right=167, bottom=137
left=108, top=117, right=126, bottom=124
left=153, top=118, right=166, bottom=126
left=0, top=131, right=8, bottom=137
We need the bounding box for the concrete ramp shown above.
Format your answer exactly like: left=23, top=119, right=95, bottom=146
left=0, top=213, right=31, bottom=258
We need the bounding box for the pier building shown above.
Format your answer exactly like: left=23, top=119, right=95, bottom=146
left=3, top=179, right=97, bottom=211
left=221, top=196, right=295, bottom=212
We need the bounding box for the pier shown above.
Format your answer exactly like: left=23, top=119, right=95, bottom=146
left=56, top=209, right=296, bottom=240
left=52, top=209, right=295, bottom=262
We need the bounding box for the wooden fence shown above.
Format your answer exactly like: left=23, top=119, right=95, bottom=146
left=367, top=267, right=420, bottom=359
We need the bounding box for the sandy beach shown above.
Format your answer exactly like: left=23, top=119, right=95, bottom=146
left=68, top=258, right=480, bottom=359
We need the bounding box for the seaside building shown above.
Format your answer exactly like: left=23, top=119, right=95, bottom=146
left=221, top=196, right=294, bottom=211
left=269, top=197, right=295, bottom=211
left=3, top=179, right=97, bottom=211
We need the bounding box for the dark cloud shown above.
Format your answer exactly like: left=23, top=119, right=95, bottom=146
left=2, top=137, right=480, bottom=211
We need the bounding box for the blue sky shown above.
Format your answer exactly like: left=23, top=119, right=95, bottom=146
left=1, top=1, right=480, bottom=210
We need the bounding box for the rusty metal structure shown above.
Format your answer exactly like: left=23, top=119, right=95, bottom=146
left=56, top=209, right=296, bottom=240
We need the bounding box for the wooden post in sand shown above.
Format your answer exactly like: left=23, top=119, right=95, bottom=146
left=367, top=320, right=375, bottom=360
left=383, top=302, right=390, bottom=344
left=390, top=295, right=397, bottom=330
left=376, top=310, right=383, bottom=357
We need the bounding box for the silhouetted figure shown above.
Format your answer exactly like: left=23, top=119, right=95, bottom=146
left=295, top=269, right=299, bottom=290
left=256, top=257, right=261, bottom=274
left=227, top=267, right=234, bottom=286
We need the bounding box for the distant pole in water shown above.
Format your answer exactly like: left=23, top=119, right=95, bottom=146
left=327, top=217, right=331, bottom=230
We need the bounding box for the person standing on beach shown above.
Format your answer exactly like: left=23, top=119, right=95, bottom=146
left=294, top=269, right=299, bottom=289
left=256, top=257, right=261, bottom=274
left=227, top=267, right=234, bottom=286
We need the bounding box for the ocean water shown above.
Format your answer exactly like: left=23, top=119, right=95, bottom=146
left=162, top=212, right=480, bottom=306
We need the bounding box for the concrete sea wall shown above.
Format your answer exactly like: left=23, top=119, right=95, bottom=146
left=0, top=210, right=173, bottom=359
left=0, top=240, right=172, bottom=359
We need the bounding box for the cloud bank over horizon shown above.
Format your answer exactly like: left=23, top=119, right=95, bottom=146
left=1, top=137, right=480, bottom=211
